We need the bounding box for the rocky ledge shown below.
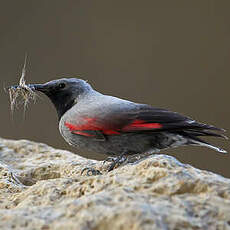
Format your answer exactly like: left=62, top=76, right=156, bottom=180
left=0, top=138, right=230, bottom=230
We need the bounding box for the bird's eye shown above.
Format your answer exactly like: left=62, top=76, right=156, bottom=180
left=58, top=83, right=66, bottom=89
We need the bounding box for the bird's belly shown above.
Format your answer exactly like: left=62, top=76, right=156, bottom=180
left=60, top=126, right=169, bottom=156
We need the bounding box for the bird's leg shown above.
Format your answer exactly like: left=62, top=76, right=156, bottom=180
left=126, top=153, right=149, bottom=164
left=81, top=167, right=102, bottom=176
left=107, top=153, right=128, bottom=172
left=103, top=156, right=116, bottom=164
left=104, top=151, right=158, bottom=171
left=82, top=151, right=156, bottom=175
left=125, top=149, right=160, bottom=164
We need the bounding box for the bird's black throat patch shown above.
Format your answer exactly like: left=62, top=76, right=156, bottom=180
left=46, top=91, right=76, bottom=120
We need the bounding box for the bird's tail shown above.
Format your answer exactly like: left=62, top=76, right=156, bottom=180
left=190, top=138, right=227, bottom=154
left=181, top=128, right=228, bottom=154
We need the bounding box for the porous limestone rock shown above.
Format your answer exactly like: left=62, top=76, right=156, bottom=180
left=0, top=138, right=230, bottom=230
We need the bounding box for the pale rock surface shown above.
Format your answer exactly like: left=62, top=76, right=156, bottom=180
left=0, top=138, right=230, bottom=230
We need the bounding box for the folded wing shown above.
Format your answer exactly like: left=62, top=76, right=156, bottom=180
left=64, top=104, right=225, bottom=141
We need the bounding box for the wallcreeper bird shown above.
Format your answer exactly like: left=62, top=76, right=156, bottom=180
left=10, top=78, right=227, bottom=173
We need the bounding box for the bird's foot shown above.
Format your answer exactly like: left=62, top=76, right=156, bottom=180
left=126, top=152, right=152, bottom=163
left=81, top=167, right=102, bottom=176
left=103, top=156, right=116, bottom=164
left=104, top=154, right=128, bottom=172
left=103, top=152, right=155, bottom=171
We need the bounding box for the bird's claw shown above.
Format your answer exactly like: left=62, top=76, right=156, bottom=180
left=107, top=155, right=127, bottom=172
left=81, top=167, right=102, bottom=176
left=103, top=156, right=116, bottom=164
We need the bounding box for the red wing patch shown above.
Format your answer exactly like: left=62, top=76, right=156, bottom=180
left=65, top=117, right=162, bottom=137
left=64, top=117, right=120, bottom=137
left=122, top=119, right=162, bottom=131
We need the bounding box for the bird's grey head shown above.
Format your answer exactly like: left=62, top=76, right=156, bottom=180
left=30, top=78, right=93, bottom=119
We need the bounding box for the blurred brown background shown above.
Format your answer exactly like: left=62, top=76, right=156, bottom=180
left=0, top=1, right=229, bottom=177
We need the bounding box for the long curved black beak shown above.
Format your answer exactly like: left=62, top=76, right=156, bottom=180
left=9, top=83, right=48, bottom=92
left=28, top=84, right=47, bottom=92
